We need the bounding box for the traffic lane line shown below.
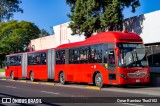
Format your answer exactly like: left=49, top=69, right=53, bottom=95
left=5, top=86, right=16, bottom=89
left=41, top=91, right=59, bottom=95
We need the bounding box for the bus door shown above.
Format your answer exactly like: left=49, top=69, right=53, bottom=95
left=47, top=49, right=55, bottom=80
left=108, top=49, right=116, bottom=84
left=22, top=53, right=27, bottom=78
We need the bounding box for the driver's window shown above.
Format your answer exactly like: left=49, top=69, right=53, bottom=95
left=108, top=50, right=115, bottom=65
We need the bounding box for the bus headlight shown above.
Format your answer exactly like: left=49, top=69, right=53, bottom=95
left=119, top=74, right=127, bottom=79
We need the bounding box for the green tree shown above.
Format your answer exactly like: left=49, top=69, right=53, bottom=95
left=39, top=29, right=50, bottom=37
left=0, top=20, right=40, bottom=54
left=0, top=0, right=23, bottom=22
left=66, top=0, right=140, bottom=38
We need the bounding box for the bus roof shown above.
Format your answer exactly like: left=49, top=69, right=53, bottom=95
left=56, top=31, right=143, bottom=50
left=6, top=48, right=55, bottom=56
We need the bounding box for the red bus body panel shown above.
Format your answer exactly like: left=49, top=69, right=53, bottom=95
left=27, top=65, right=48, bottom=80
left=54, top=64, right=109, bottom=84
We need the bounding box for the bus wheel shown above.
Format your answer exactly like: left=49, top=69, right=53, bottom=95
left=59, top=72, right=66, bottom=85
left=30, top=72, right=34, bottom=82
left=95, top=73, right=103, bottom=88
left=10, top=71, right=15, bottom=80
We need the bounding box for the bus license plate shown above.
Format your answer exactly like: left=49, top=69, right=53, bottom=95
left=136, top=79, right=140, bottom=82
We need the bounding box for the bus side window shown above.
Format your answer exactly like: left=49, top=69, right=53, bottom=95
left=56, top=51, right=60, bottom=64
left=95, top=45, right=102, bottom=63
left=60, top=50, right=65, bottom=64
left=36, top=53, right=41, bottom=65
left=89, top=46, right=97, bottom=63
left=73, top=49, right=79, bottom=64
left=69, top=49, right=73, bottom=64
left=41, top=53, right=46, bottom=65
left=103, top=44, right=108, bottom=63
left=28, top=54, right=35, bottom=65
left=108, top=51, right=115, bottom=65
left=80, top=47, right=87, bottom=63
left=32, top=54, right=37, bottom=65
left=56, top=50, right=65, bottom=64
left=17, top=55, right=22, bottom=65
left=9, top=56, right=17, bottom=66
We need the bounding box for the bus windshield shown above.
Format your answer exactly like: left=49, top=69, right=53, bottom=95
left=118, top=44, right=148, bottom=67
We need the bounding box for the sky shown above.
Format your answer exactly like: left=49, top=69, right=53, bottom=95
left=13, top=0, right=160, bottom=34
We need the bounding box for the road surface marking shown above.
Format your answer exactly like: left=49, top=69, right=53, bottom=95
left=18, top=80, right=27, bottom=82
left=86, top=86, right=101, bottom=90
left=41, top=91, right=59, bottom=95
left=122, top=103, right=144, bottom=106
left=27, top=82, right=39, bottom=84
left=0, top=79, right=6, bottom=80
left=5, top=86, right=16, bottom=89
left=44, top=82, right=55, bottom=85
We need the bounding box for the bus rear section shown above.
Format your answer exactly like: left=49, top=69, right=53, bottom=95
left=5, top=54, right=23, bottom=79
left=5, top=49, right=55, bottom=81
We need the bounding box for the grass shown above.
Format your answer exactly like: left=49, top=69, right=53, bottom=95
left=0, top=68, right=5, bottom=72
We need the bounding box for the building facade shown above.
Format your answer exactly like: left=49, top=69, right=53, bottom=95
left=28, top=10, right=160, bottom=72
left=28, top=22, right=85, bottom=51
left=124, top=10, right=160, bottom=71
left=28, top=35, right=58, bottom=51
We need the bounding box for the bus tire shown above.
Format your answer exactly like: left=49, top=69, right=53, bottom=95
left=59, top=72, right=66, bottom=85
left=95, top=73, right=103, bottom=88
left=30, top=72, right=34, bottom=82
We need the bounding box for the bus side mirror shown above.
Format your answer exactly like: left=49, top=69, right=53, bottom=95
left=114, top=47, right=119, bottom=56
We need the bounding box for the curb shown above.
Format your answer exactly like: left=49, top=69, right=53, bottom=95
left=86, top=86, right=101, bottom=90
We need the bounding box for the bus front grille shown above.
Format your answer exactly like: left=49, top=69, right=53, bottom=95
left=127, top=72, right=146, bottom=78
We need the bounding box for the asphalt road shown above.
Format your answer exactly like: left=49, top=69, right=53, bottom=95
left=0, top=79, right=160, bottom=106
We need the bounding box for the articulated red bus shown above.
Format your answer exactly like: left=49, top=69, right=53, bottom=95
left=5, top=31, right=150, bottom=87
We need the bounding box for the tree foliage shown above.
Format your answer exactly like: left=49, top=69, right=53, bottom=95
left=39, top=29, right=50, bottom=37
left=0, top=0, right=23, bottom=22
left=0, top=20, right=40, bottom=54
left=66, top=0, right=140, bottom=38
